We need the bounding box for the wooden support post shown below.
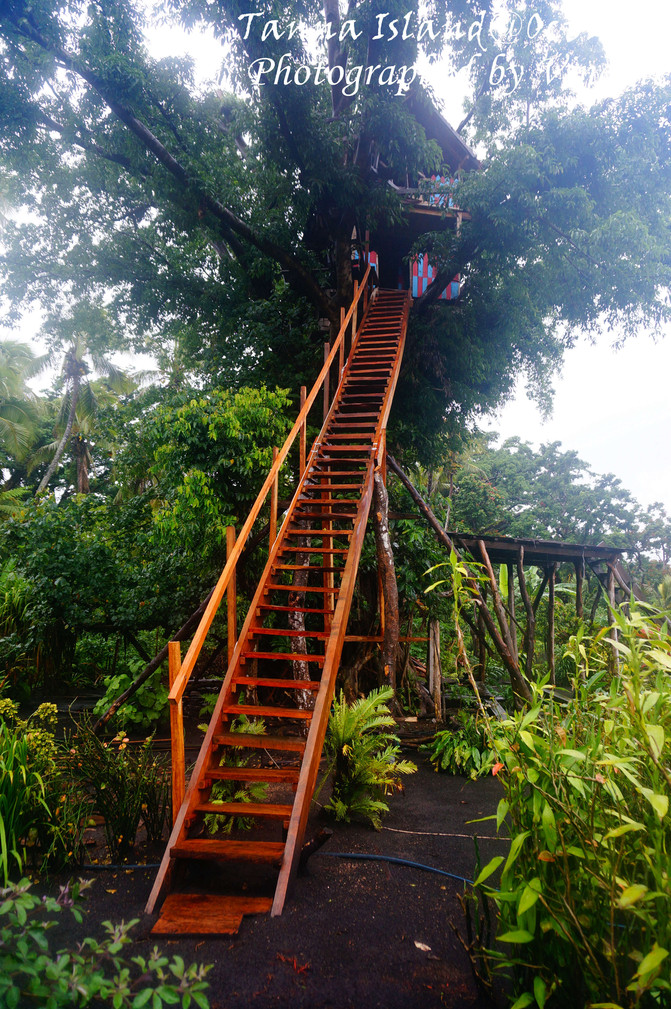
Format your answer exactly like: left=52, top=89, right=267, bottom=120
left=607, top=563, right=619, bottom=673
left=575, top=558, right=584, bottom=619
left=427, top=619, right=442, bottom=722
left=299, top=386, right=306, bottom=479
left=168, top=641, right=185, bottom=824
left=226, top=525, right=236, bottom=665
left=373, top=469, right=399, bottom=694
left=270, top=446, right=279, bottom=548
left=516, top=547, right=536, bottom=681
left=475, top=591, right=487, bottom=683
left=323, top=342, right=330, bottom=422
left=547, top=565, right=556, bottom=685
left=507, top=562, right=517, bottom=662
left=352, top=280, right=359, bottom=353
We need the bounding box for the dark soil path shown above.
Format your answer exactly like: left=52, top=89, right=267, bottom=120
left=51, top=753, right=505, bottom=1008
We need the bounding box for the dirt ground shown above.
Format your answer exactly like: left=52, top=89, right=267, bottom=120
left=49, top=751, right=506, bottom=1009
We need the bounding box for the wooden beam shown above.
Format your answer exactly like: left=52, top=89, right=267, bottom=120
left=226, top=525, right=236, bottom=665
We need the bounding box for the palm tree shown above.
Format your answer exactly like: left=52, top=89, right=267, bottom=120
left=35, top=334, right=131, bottom=494
left=0, top=340, right=41, bottom=461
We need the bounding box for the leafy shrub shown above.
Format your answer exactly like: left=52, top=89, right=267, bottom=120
left=0, top=877, right=211, bottom=1008
left=320, top=687, right=417, bottom=829
left=0, top=702, right=89, bottom=881
left=470, top=610, right=671, bottom=1008
left=93, top=663, right=168, bottom=731
left=65, top=725, right=170, bottom=860
left=426, top=711, right=497, bottom=779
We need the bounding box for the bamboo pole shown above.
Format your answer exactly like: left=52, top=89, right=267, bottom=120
left=507, top=562, right=517, bottom=662
left=168, top=641, right=185, bottom=824
left=226, top=525, right=236, bottom=665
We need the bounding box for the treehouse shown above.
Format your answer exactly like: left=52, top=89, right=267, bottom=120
left=363, top=87, right=479, bottom=295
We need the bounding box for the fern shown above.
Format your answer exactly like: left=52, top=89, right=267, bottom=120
left=320, top=687, right=416, bottom=829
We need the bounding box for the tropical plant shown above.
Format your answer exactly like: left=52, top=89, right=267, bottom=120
left=197, top=705, right=268, bottom=834
left=426, top=711, right=497, bottom=779
left=0, top=701, right=89, bottom=881
left=65, top=724, right=170, bottom=861
left=467, top=608, right=671, bottom=1008
left=0, top=878, right=211, bottom=1009
left=319, top=687, right=417, bottom=829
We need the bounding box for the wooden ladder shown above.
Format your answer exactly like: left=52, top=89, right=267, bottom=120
left=146, top=288, right=410, bottom=934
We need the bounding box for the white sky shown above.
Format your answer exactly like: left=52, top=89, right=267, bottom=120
left=5, top=0, right=671, bottom=509
left=483, top=0, right=671, bottom=510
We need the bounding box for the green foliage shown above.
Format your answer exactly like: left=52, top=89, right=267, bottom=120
left=93, top=664, right=168, bottom=732
left=0, top=702, right=89, bottom=882
left=0, top=878, right=211, bottom=1009
left=197, top=711, right=268, bottom=835
left=426, top=712, right=497, bottom=779
left=65, top=727, right=170, bottom=860
left=470, top=609, right=671, bottom=1007
left=320, top=687, right=417, bottom=829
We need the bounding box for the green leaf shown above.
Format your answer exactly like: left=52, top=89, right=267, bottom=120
left=518, top=881, right=541, bottom=917
left=496, top=798, right=509, bottom=831
left=640, top=787, right=668, bottom=820
left=644, top=723, right=665, bottom=758
left=498, top=929, right=534, bottom=943
left=473, top=855, right=504, bottom=887
left=635, top=943, right=668, bottom=978
left=133, top=991, right=153, bottom=1008
left=504, top=831, right=530, bottom=873
left=603, top=823, right=645, bottom=841
left=510, top=994, right=535, bottom=1009
left=617, top=884, right=648, bottom=908
left=533, top=976, right=547, bottom=1009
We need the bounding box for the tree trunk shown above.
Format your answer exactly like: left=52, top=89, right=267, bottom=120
left=36, top=371, right=80, bottom=494
left=372, top=469, right=399, bottom=694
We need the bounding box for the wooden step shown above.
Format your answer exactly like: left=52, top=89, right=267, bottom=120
left=278, top=546, right=348, bottom=554
left=242, top=648, right=325, bottom=662
left=256, top=602, right=331, bottom=614
left=214, top=731, right=305, bottom=751
left=235, top=675, right=321, bottom=690
left=195, top=801, right=293, bottom=819
left=263, top=585, right=340, bottom=596
left=222, top=702, right=314, bottom=719
left=250, top=626, right=330, bottom=637
left=203, top=766, right=301, bottom=784
left=153, top=893, right=273, bottom=935
left=171, top=839, right=285, bottom=863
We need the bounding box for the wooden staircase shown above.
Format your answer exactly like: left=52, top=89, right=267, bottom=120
left=146, top=288, right=410, bottom=934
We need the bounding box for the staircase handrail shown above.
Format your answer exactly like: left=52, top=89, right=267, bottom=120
left=168, top=265, right=375, bottom=705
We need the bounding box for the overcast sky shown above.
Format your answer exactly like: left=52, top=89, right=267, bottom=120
left=482, top=0, right=671, bottom=510
left=7, top=1, right=671, bottom=509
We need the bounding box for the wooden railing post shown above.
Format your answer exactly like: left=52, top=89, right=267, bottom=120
left=299, top=386, right=306, bottom=479
left=168, top=641, right=185, bottom=824
left=339, top=307, right=345, bottom=374
left=226, top=525, right=236, bottom=665
left=323, top=341, right=330, bottom=422
left=270, top=447, right=279, bottom=548
left=352, top=280, right=358, bottom=355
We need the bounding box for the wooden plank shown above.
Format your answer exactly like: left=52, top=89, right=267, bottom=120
left=196, top=801, right=293, bottom=818
left=221, top=703, right=313, bottom=719
left=152, top=894, right=273, bottom=935
left=241, top=649, right=326, bottom=662
left=171, top=840, right=284, bottom=863
left=203, top=767, right=300, bottom=784
left=214, top=732, right=305, bottom=751
left=234, top=676, right=320, bottom=690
